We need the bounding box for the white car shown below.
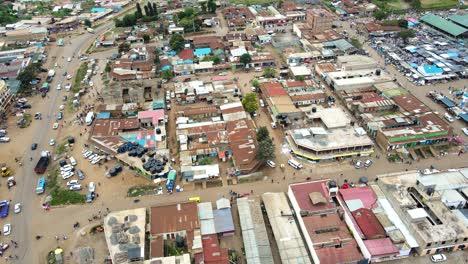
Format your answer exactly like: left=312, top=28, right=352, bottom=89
left=13, top=203, right=21, bottom=214
left=83, top=151, right=93, bottom=158
left=56, top=84, right=62, bottom=90
left=59, top=105, right=65, bottom=110
left=0, top=137, right=10, bottom=143
left=66, top=74, right=72, bottom=80
left=430, top=254, right=447, bottom=263
left=67, top=57, right=71, bottom=62
left=91, top=156, right=101, bottom=165
left=266, top=160, right=276, bottom=168
left=89, top=182, right=95, bottom=192
left=355, top=160, right=362, bottom=169
left=364, top=159, right=373, bottom=168
left=170, top=92, right=175, bottom=98
left=66, top=180, right=79, bottom=187
left=61, top=164, right=73, bottom=172
left=49, top=139, right=55, bottom=146
left=69, top=184, right=82, bottom=191
left=61, top=171, right=74, bottom=180
left=65, top=83, right=72, bottom=91
left=53, top=123, right=59, bottom=129
left=462, top=127, right=468, bottom=136
left=88, top=154, right=97, bottom=161
left=3, top=224, right=11, bottom=236
left=89, top=81, right=94, bottom=87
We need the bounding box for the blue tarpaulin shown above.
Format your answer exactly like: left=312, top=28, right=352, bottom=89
left=439, top=97, right=456, bottom=108
left=423, top=65, right=443, bottom=74
left=194, top=48, right=211, bottom=57
left=459, top=113, right=468, bottom=123
left=97, top=112, right=111, bottom=119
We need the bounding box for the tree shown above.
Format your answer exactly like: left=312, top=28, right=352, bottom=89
left=200, top=2, right=207, bottom=13
left=147, top=2, right=154, bottom=17
left=105, top=62, right=111, bottom=73
left=398, top=19, right=408, bottom=29
left=242, top=93, right=259, bottom=114
left=118, top=42, right=131, bottom=53
left=199, top=157, right=213, bottom=165
left=263, top=67, right=276, bottom=78
left=257, top=137, right=275, bottom=162
left=350, top=37, right=362, bottom=49
left=252, top=79, right=260, bottom=89
left=142, top=34, right=150, bottom=43
left=17, top=63, right=41, bottom=93
left=398, top=29, right=415, bottom=43
left=256, top=126, right=270, bottom=142
left=136, top=3, right=143, bottom=19
left=169, top=34, right=185, bottom=52
left=152, top=2, right=158, bottom=19
left=144, top=5, right=150, bottom=17
left=84, top=19, right=92, bottom=28
left=373, top=10, right=388, bottom=21
left=207, top=0, right=217, bottom=13
left=154, top=48, right=161, bottom=68
left=240, top=53, right=252, bottom=67
left=161, top=69, right=174, bottom=80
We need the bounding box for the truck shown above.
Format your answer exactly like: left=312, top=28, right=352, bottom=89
left=36, top=177, right=46, bottom=194
left=0, top=201, right=9, bottom=218
left=48, top=69, right=55, bottom=77
left=87, top=27, right=94, bottom=33
left=40, top=82, right=49, bottom=93
left=34, top=151, right=51, bottom=174
left=166, top=170, right=176, bottom=191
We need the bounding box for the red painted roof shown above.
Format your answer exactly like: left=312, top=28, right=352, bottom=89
left=315, top=239, right=363, bottom=264
left=352, top=208, right=386, bottom=240
left=289, top=180, right=334, bottom=213
left=202, top=234, right=229, bottom=264
left=179, top=48, right=194, bottom=61
left=339, top=187, right=377, bottom=209
left=259, top=82, right=288, bottom=97
left=364, top=238, right=399, bottom=257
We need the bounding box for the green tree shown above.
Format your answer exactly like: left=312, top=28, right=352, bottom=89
left=118, top=42, right=131, bottom=53
left=242, top=92, right=259, bottom=114
left=398, top=29, right=415, bottom=43
left=398, top=19, right=408, bottom=29
left=161, top=69, right=174, bottom=80
left=263, top=67, right=277, bottom=78
left=350, top=37, right=362, bottom=49
left=256, top=126, right=270, bottom=142
left=257, top=137, right=275, bottom=162
left=144, top=5, right=150, bottom=17
left=17, top=63, right=41, bottom=93
left=200, top=2, right=207, bottom=13
left=207, top=0, right=217, bottom=13
left=142, top=34, right=150, bottom=43
left=240, top=53, right=252, bottom=68
left=170, top=34, right=185, bottom=52
left=136, top=3, right=143, bottom=19
left=152, top=2, right=158, bottom=19
left=147, top=2, right=154, bottom=17
left=84, top=19, right=92, bottom=28
left=199, top=157, right=213, bottom=165
left=105, top=62, right=111, bottom=73
left=373, top=10, right=388, bottom=21
left=252, top=79, right=260, bottom=89
left=154, top=48, right=161, bottom=68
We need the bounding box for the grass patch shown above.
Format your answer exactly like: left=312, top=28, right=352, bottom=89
left=128, top=185, right=155, bottom=197
left=421, top=0, right=458, bottom=9
left=47, top=168, right=86, bottom=206
left=73, top=63, right=88, bottom=93
left=55, top=142, right=67, bottom=155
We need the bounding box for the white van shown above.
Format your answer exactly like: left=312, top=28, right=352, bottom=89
left=255, top=67, right=262, bottom=72
left=85, top=112, right=95, bottom=126
left=259, top=99, right=265, bottom=107
left=288, top=159, right=303, bottom=169
left=69, top=157, right=77, bottom=166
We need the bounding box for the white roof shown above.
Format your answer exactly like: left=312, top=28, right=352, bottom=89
left=441, top=189, right=465, bottom=204
left=290, top=65, right=311, bottom=76
left=216, top=198, right=231, bottom=209
left=230, top=47, right=247, bottom=57
left=407, top=208, right=428, bottom=219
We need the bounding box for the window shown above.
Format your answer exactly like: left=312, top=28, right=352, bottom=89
left=441, top=241, right=446, bottom=245
left=427, top=243, right=432, bottom=247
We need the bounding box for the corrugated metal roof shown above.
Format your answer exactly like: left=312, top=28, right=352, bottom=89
left=449, top=14, right=468, bottom=28
left=420, top=13, right=467, bottom=37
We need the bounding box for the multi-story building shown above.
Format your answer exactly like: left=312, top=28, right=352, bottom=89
left=0, top=81, right=14, bottom=114
left=306, top=8, right=335, bottom=33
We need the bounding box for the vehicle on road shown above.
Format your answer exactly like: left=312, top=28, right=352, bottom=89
left=0, top=137, right=10, bottom=143
left=66, top=180, right=79, bottom=187
left=3, top=224, right=11, bottom=236
left=53, top=123, right=59, bottom=129
left=67, top=74, right=72, bottom=80
left=34, top=112, right=42, bottom=120
left=56, top=84, right=61, bottom=90
left=13, top=203, right=21, bottom=214
left=266, top=160, right=276, bottom=168
left=49, top=139, right=55, bottom=146
left=364, top=159, right=373, bottom=168
left=444, top=113, right=454, bottom=123
left=0, top=242, right=9, bottom=256
left=31, top=143, right=38, bottom=150
left=89, top=182, right=95, bottom=192
left=77, top=169, right=85, bottom=180
left=34, top=151, right=50, bottom=174
left=57, top=112, right=63, bottom=120
left=85, top=112, right=95, bottom=126
left=36, top=177, right=46, bottom=194
left=0, top=201, right=9, bottom=218
left=462, top=128, right=468, bottom=136
left=65, top=83, right=71, bottom=91
left=288, top=159, right=302, bottom=170
left=67, top=57, right=71, bottom=62
left=355, top=160, right=362, bottom=169
left=430, top=254, right=447, bottom=262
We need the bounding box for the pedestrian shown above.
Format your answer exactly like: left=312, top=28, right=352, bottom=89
left=106, top=207, right=110, bottom=212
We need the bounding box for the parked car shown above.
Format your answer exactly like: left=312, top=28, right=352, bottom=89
left=53, top=123, right=59, bottom=130
left=462, top=127, right=468, bottom=136
left=83, top=151, right=93, bottom=158
left=364, top=159, right=373, bottom=168
left=76, top=169, right=85, bottom=180
left=34, top=112, right=42, bottom=120
left=67, top=57, right=71, bottom=62
left=65, top=83, right=71, bottom=90
left=354, top=160, right=362, bottom=169
left=266, top=160, right=276, bottom=168
left=88, top=154, right=97, bottom=161
left=13, top=204, right=21, bottom=214
left=91, top=156, right=101, bottom=165
left=56, top=84, right=61, bottom=90
left=0, top=137, right=10, bottom=143
left=69, top=184, right=82, bottom=191
left=89, top=182, right=95, bottom=192
left=430, top=254, right=447, bottom=263
left=444, top=113, right=454, bottom=123
left=66, top=74, right=72, bottom=80
left=49, top=139, right=55, bottom=146
left=3, top=224, right=11, bottom=236
left=61, top=171, right=74, bottom=180
left=31, top=143, right=38, bottom=150
left=66, top=180, right=79, bottom=187
left=57, top=112, right=63, bottom=120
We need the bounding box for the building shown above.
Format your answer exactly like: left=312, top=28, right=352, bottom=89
left=287, top=107, right=374, bottom=161
left=288, top=180, right=364, bottom=264
left=336, top=55, right=378, bottom=71
left=149, top=202, right=202, bottom=258
left=420, top=13, right=467, bottom=39
left=4, top=27, right=47, bottom=43
left=306, top=8, right=335, bottom=33
left=324, top=69, right=392, bottom=91
left=375, top=112, right=453, bottom=151
left=237, top=197, right=274, bottom=264
left=0, top=81, right=14, bottom=114
left=262, top=192, right=311, bottom=264
left=375, top=169, right=468, bottom=255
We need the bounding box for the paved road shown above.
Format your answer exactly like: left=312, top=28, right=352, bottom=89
left=10, top=22, right=113, bottom=263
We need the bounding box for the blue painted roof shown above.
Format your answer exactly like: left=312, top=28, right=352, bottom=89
left=97, top=112, right=111, bottom=119
left=440, top=97, right=456, bottom=108
left=160, top=65, right=171, bottom=71
left=459, top=113, right=468, bottom=123
left=194, top=48, right=211, bottom=57
left=423, top=65, right=443, bottom=74
left=91, top=7, right=106, bottom=13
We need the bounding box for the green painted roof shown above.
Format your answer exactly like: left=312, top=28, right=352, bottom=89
left=449, top=14, right=468, bottom=28
left=420, top=13, right=467, bottom=37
